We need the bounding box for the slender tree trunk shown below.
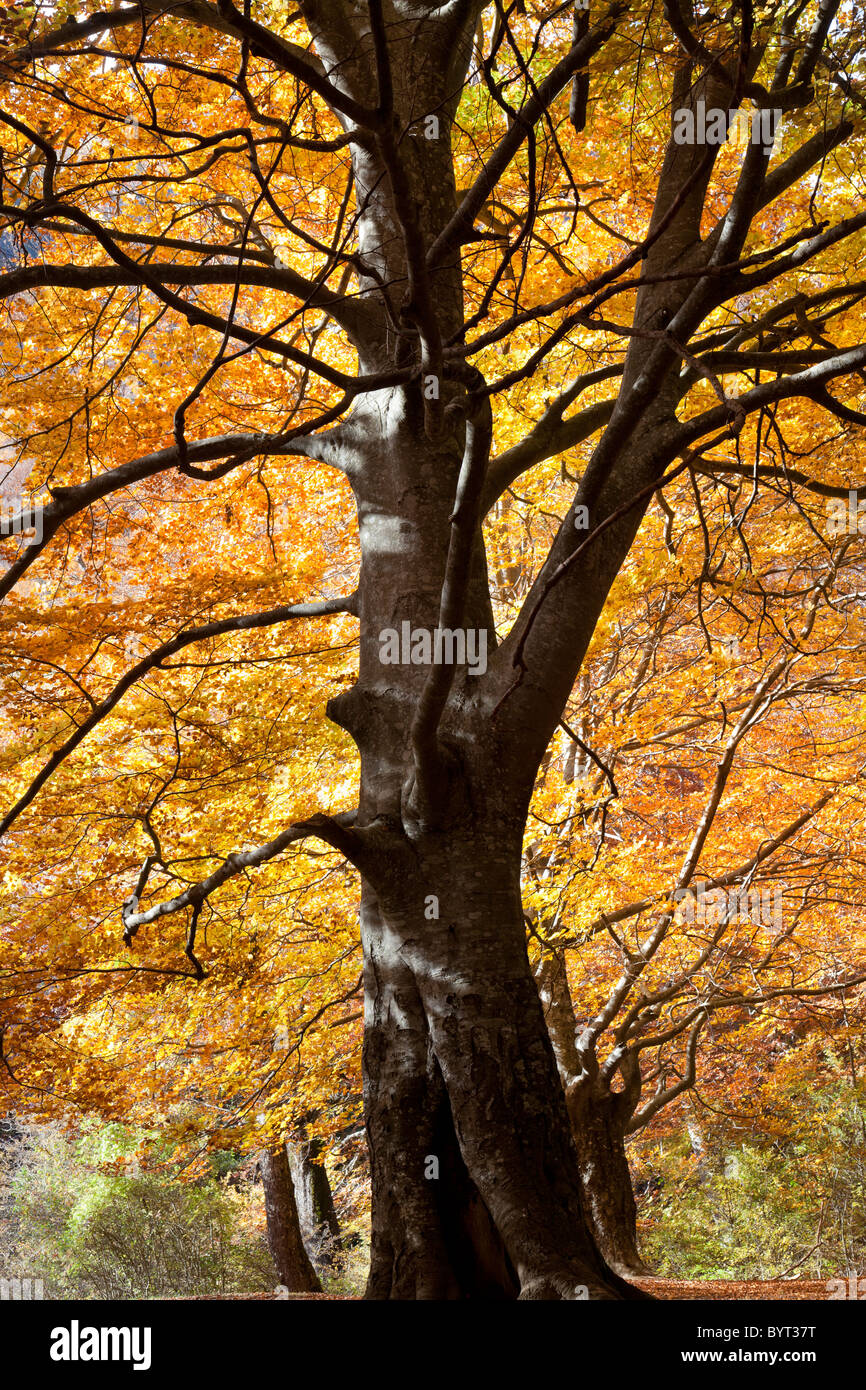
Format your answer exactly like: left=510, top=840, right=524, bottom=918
left=535, top=950, right=649, bottom=1276
left=309, top=1153, right=341, bottom=1246
left=260, top=1148, right=321, bottom=1292
left=288, top=1138, right=342, bottom=1266
left=568, top=1090, right=649, bottom=1277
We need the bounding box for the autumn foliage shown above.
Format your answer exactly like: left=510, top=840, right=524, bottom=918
left=1, top=0, right=865, bottom=1287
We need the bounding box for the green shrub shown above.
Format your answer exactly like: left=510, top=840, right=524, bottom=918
left=637, top=1082, right=866, bottom=1280
left=9, top=1122, right=277, bottom=1299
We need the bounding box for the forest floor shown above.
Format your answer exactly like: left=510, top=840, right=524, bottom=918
left=189, top=1279, right=838, bottom=1300
left=631, top=1278, right=835, bottom=1300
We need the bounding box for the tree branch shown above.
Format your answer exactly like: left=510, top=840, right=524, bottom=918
left=410, top=392, right=492, bottom=818
left=121, top=809, right=360, bottom=936
left=0, top=594, right=357, bottom=837
left=0, top=258, right=374, bottom=348
left=427, top=6, right=624, bottom=268
left=0, top=418, right=351, bottom=602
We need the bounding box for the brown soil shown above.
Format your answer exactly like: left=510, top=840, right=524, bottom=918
left=184, top=1278, right=842, bottom=1300
left=631, top=1277, right=841, bottom=1300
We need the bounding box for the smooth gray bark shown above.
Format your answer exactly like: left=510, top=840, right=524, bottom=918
left=260, top=1148, right=322, bottom=1293
left=288, top=1138, right=342, bottom=1266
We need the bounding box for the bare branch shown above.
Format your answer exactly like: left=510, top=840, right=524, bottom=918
left=122, top=809, right=360, bottom=935
left=0, top=594, right=357, bottom=837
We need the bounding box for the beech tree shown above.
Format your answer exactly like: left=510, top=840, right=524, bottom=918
left=260, top=1146, right=321, bottom=1292
left=2, top=0, right=866, bottom=1299
left=530, top=557, right=866, bottom=1274
left=288, top=1134, right=345, bottom=1267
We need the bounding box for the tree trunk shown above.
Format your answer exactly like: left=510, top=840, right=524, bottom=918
left=301, top=0, right=660, bottom=1300
left=569, top=1090, right=649, bottom=1277
left=309, top=1153, right=341, bottom=1245
left=288, top=1138, right=342, bottom=1266
left=321, top=391, right=652, bottom=1297
left=535, top=950, right=649, bottom=1276
left=351, top=838, right=645, bottom=1299
left=260, top=1148, right=322, bottom=1293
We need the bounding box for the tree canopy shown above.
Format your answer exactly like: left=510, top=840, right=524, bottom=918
left=1, top=0, right=865, bottom=1300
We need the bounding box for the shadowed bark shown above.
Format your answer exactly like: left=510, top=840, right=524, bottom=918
left=288, top=1136, right=343, bottom=1267
left=536, top=950, right=648, bottom=1276
left=260, top=1148, right=322, bottom=1293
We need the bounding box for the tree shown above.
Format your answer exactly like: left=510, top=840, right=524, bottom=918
left=288, top=1130, right=344, bottom=1268
left=527, top=547, right=866, bottom=1273
left=2, top=0, right=866, bottom=1298
left=260, top=1146, right=321, bottom=1292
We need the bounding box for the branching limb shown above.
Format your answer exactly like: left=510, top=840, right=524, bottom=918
left=625, top=1011, right=707, bottom=1131
left=410, top=391, right=493, bottom=819
left=0, top=416, right=352, bottom=602
left=0, top=593, right=358, bottom=837
left=428, top=5, right=625, bottom=268
left=121, top=810, right=360, bottom=937
left=482, top=394, right=617, bottom=515
left=9, top=197, right=401, bottom=388
left=0, top=258, right=375, bottom=348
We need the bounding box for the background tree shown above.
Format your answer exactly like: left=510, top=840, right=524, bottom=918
left=523, top=501, right=866, bottom=1272
left=259, top=1145, right=321, bottom=1292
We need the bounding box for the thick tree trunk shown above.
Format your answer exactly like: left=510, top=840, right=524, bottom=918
left=354, top=843, right=645, bottom=1299
left=302, top=1, right=657, bottom=1300
left=360, top=882, right=520, bottom=1299
left=259, top=1148, right=322, bottom=1293
left=320, top=391, right=651, bottom=1297
left=535, top=950, right=649, bottom=1276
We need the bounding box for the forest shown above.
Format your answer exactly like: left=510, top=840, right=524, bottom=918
left=0, top=0, right=865, bottom=1312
